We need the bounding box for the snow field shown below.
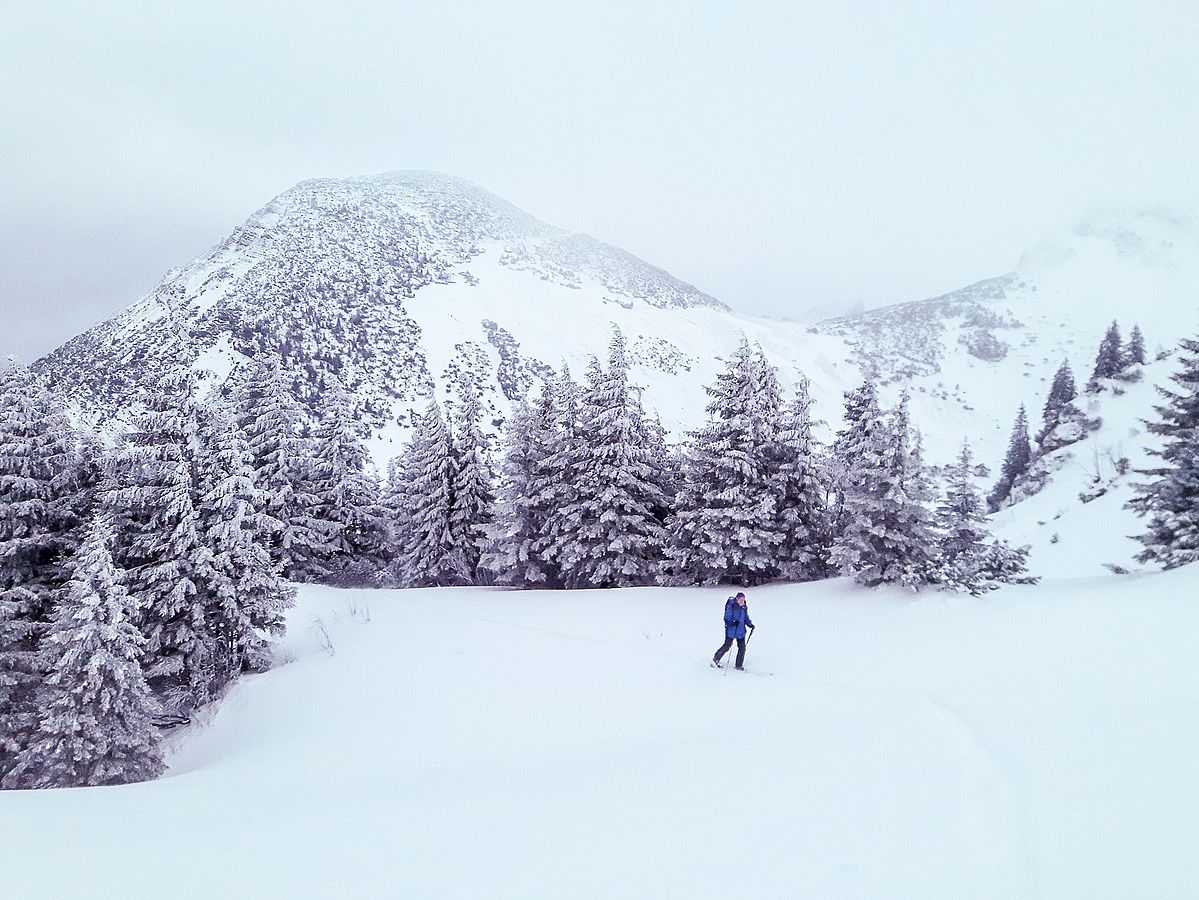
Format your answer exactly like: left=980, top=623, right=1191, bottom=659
left=7, top=573, right=1197, bottom=899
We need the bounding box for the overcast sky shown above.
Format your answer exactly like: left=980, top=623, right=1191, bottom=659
left=3, top=0, right=1197, bottom=361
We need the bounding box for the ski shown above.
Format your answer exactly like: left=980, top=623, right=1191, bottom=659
left=708, top=661, right=772, bottom=677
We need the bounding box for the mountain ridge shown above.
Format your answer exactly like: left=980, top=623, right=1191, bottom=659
left=32, top=174, right=1199, bottom=476
left=33, top=170, right=738, bottom=441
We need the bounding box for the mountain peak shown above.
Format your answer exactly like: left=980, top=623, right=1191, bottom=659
left=32, top=170, right=746, bottom=445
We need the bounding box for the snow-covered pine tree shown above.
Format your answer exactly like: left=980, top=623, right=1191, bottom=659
left=194, top=402, right=293, bottom=692
left=750, top=344, right=783, bottom=450
left=1, top=517, right=163, bottom=789
left=1127, top=324, right=1147, bottom=367
left=481, top=397, right=549, bottom=587
left=830, top=393, right=937, bottom=589
left=108, top=368, right=213, bottom=708
left=829, top=378, right=883, bottom=534
left=379, top=452, right=412, bottom=583
left=901, top=425, right=941, bottom=574
left=1035, top=358, right=1094, bottom=453
left=934, top=442, right=992, bottom=592
left=1039, top=360, right=1077, bottom=437
left=479, top=393, right=558, bottom=587
left=0, top=365, right=84, bottom=780
left=987, top=405, right=1032, bottom=511
left=394, top=401, right=458, bottom=586
left=1087, top=320, right=1125, bottom=391
left=554, top=330, right=668, bottom=588
left=309, top=375, right=387, bottom=585
left=446, top=372, right=495, bottom=585
left=1128, top=335, right=1199, bottom=568
left=236, top=360, right=327, bottom=580
left=663, top=337, right=779, bottom=586
left=641, top=407, right=680, bottom=528
left=531, top=366, right=583, bottom=587
left=933, top=441, right=1037, bottom=594
left=768, top=377, right=832, bottom=581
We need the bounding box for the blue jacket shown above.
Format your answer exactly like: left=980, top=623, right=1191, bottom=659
left=724, top=597, right=754, bottom=639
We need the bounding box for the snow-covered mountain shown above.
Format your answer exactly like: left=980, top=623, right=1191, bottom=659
left=30, top=177, right=1199, bottom=571
left=32, top=171, right=847, bottom=458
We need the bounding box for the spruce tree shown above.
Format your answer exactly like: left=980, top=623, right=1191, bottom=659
left=531, top=367, right=584, bottom=586
left=1037, top=359, right=1095, bottom=453
left=750, top=345, right=783, bottom=450
left=933, top=441, right=1034, bottom=594
left=643, top=409, right=680, bottom=518
left=308, top=375, right=386, bottom=584
left=936, top=442, right=991, bottom=590
left=987, top=405, right=1032, bottom=511
left=1127, top=324, right=1147, bottom=366
left=1039, top=360, right=1077, bottom=436
left=554, top=330, right=668, bottom=588
left=194, top=403, right=293, bottom=691
left=1087, top=320, right=1125, bottom=391
left=830, top=393, right=937, bottom=589
left=379, top=453, right=412, bottom=583
left=768, top=378, right=832, bottom=580
left=663, top=337, right=779, bottom=585
left=2, top=517, right=163, bottom=789
left=0, top=365, right=83, bottom=779
left=482, top=397, right=549, bottom=587
left=108, top=368, right=212, bottom=708
left=830, top=378, right=883, bottom=533
left=236, top=360, right=326, bottom=580
left=446, top=374, right=495, bottom=585
left=1128, top=335, right=1199, bottom=568
left=394, top=401, right=458, bottom=586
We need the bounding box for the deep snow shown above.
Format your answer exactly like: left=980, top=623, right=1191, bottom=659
left=5, top=574, right=1197, bottom=899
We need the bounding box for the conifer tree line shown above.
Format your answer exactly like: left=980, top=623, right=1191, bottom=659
left=388, top=329, right=1034, bottom=595
left=0, top=360, right=330, bottom=789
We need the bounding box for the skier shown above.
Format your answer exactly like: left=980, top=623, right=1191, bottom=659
left=712, top=591, right=754, bottom=670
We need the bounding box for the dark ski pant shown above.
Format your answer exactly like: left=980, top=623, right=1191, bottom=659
left=714, top=637, right=746, bottom=668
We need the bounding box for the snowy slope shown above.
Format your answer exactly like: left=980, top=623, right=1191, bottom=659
left=818, top=208, right=1199, bottom=466
left=988, top=347, right=1181, bottom=577
left=7, top=577, right=1197, bottom=899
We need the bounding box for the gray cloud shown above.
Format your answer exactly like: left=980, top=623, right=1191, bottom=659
left=3, top=0, right=1197, bottom=360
